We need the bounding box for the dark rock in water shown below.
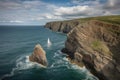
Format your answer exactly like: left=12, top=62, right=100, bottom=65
left=29, top=44, right=48, bottom=66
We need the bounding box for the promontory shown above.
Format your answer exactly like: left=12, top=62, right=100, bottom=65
left=45, top=15, right=120, bottom=80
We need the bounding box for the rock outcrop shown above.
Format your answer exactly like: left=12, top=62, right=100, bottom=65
left=45, top=15, right=120, bottom=80
left=29, top=44, right=48, bottom=66
left=45, top=20, right=79, bottom=33
left=62, top=20, right=120, bottom=80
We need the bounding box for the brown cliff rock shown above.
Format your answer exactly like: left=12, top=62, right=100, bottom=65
left=45, top=15, right=120, bottom=80
left=29, top=44, right=48, bottom=66
left=45, top=20, right=79, bottom=33
left=62, top=20, right=120, bottom=80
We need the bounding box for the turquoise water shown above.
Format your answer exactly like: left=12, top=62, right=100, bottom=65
left=0, top=26, right=98, bottom=80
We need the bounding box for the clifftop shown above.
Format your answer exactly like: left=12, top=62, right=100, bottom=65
left=45, top=15, right=120, bottom=33
left=45, top=15, right=120, bottom=80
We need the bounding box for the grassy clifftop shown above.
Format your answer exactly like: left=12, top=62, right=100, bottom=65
left=69, top=15, right=119, bottom=25
left=45, top=15, right=120, bottom=80
left=62, top=19, right=120, bottom=80
left=45, top=15, right=120, bottom=34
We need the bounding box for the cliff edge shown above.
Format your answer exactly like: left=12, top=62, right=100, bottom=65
left=45, top=20, right=79, bottom=33
left=62, top=20, right=120, bottom=80
left=45, top=15, right=120, bottom=80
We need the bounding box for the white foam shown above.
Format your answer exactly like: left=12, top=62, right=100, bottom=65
left=47, top=38, right=52, bottom=48
left=53, top=52, right=59, bottom=58
left=85, top=74, right=99, bottom=80
left=52, top=50, right=89, bottom=72
left=16, top=56, right=37, bottom=70
left=85, top=71, right=99, bottom=80
left=63, top=57, right=69, bottom=61
left=51, top=50, right=99, bottom=80
left=51, top=50, right=98, bottom=80
left=1, top=55, right=43, bottom=80
left=58, top=50, right=62, bottom=54
left=25, top=56, right=30, bottom=63
left=54, top=41, right=64, bottom=46
left=1, top=68, right=16, bottom=80
left=49, top=51, right=69, bottom=69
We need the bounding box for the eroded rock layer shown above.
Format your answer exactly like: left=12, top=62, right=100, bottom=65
left=62, top=20, right=120, bottom=80
left=29, top=44, right=48, bottom=66
left=45, top=20, right=79, bottom=33
left=45, top=15, right=120, bottom=80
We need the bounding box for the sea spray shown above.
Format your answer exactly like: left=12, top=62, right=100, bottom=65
left=1, top=55, right=42, bottom=80
left=47, top=38, right=52, bottom=48
left=49, top=50, right=99, bottom=80
left=0, top=26, right=98, bottom=80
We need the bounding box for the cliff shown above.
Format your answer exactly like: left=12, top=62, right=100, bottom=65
left=45, top=20, right=79, bottom=33
left=45, top=15, right=120, bottom=80
left=62, top=20, right=120, bottom=80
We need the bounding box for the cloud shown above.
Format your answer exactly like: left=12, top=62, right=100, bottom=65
left=0, top=0, right=120, bottom=25
left=103, top=0, right=120, bottom=9
left=0, top=20, right=23, bottom=23
left=0, top=1, right=22, bottom=10
left=9, top=20, right=23, bottom=23
left=53, top=5, right=105, bottom=19
left=71, top=0, right=100, bottom=5
left=53, top=0, right=120, bottom=19
left=0, top=0, right=50, bottom=10
left=55, top=6, right=90, bottom=15
left=0, top=0, right=59, bottom=24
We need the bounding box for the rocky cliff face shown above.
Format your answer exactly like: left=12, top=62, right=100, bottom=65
left=62, top=20, right=120, bottom=80
left=45, top=15, right=120, bottom=80
left=45, top=20, right=79, bottom=33
left=29, top=44, right=48, bottom=66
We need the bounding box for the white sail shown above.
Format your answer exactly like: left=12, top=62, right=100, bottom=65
left=47, top=38, right=52, bottom=47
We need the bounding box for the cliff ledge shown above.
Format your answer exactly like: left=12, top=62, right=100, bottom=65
left=45, top=15, right=120, bottom=80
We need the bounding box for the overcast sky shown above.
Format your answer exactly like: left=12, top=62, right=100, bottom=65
left=0, top=0, right=120, bottom=25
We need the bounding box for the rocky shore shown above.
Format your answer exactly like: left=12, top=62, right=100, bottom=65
left=45, top=15, right=120, bottom=80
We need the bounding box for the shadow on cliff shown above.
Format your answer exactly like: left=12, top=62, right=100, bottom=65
left=83, top=41, right=120, bottom=80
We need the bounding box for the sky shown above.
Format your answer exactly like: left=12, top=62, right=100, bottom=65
left=0, top=0, right=120, bottom=25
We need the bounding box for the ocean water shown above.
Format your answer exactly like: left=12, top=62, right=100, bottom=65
left=0, top=26, right=98, bottom=80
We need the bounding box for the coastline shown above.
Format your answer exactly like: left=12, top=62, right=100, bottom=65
left=45, top=15, right=120, bottom=80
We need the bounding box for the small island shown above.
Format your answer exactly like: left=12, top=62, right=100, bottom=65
left=29, top=44, right=48, bottom=67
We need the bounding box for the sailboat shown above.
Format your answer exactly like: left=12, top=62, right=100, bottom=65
left=47, top=38, right=52, bottom=47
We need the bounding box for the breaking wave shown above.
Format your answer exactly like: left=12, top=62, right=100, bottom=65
left=49, top=50, right=99, bottom=80
left=1, top=50, right=98, bottom=80
left=1, top=54, right=43, bottom=80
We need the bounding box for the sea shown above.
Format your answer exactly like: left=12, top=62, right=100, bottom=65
left=0, top=26, right=98, bottom=80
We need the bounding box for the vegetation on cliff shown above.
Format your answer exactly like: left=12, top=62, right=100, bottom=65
left=45, top=15, right=120, bottom=80
left=76, top=15, right=120, bottom=25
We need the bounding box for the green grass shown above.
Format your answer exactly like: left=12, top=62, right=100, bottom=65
left=75, top=15, right=120, bottom=35
left=75, top=15, right=120, bottom=25
left=49, top=15, right=120, bottom=26
left=91, top=40, right=112, bottom=56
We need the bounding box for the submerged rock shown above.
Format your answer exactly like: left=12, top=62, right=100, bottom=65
left=29, top=44, right=48, bottom=66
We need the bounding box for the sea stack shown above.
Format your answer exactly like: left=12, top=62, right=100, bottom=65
left=29, top=44, right=48, bottom=66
